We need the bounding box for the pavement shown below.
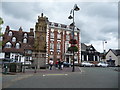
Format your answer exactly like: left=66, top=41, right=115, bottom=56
left=1, top=66, right=81, bottom=75
left=2, top=66, right=82, bottom=88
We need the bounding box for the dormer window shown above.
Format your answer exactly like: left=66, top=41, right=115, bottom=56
left=8, top=31, right=12, bottom=36
left=24, top=33, right=27, bottom=38
left=5, top=42, right=12, bottom=48
left=16, top=43, right=20, bottom=49
left=23, top=38, right=27, bottom=43
left=12, top=37, right=16, bottom=42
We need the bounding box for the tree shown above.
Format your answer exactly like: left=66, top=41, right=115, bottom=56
left=0, top=17, right=4, bottom=47
left=68, top=45, right=78, bottom=52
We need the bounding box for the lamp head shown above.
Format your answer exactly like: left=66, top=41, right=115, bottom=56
left=68, top=15, right=73, bottom=19
left=74, top=4, right=80, bottom=11
left=70, top=23, right=74, bottom=27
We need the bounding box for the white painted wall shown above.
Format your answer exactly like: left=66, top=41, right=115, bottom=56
left=106, top=50, right=119, bottom=66
left=0, top=52, right=4, bottom=59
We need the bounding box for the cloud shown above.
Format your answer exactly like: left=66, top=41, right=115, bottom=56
left=1, top=1, right=118, bottom=52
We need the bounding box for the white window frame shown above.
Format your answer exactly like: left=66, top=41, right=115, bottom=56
left=16, top=43, right=20, bottom=49
left=5, top=42, right=12, bottom=48
left=23, top=38, right=27, bottom=43
left=12, top=37, right=16, bottom=42
left=8, top=31, right=12, bottom=36
left=57, top=33, right=61, bottom=39
left=50, top=43, right=54, bottom=50
left=50, top=33, right=54, bottom=39
left=57, top=42, right=61, bottom=50
left=24, top=33, right=27, bottom=38
left=66, top=35, right=70, bottom=41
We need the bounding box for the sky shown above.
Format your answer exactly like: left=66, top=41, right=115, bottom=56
left=0, top=0, right=119, bottom=52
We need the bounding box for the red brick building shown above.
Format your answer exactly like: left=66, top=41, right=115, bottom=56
left=46, top=21, right=81, bottom=64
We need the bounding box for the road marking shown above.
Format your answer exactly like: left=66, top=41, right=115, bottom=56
left=43, top=74, right=68, bottom=76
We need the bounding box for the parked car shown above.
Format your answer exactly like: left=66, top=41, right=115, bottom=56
left=80, top=61, right=94, bottom=67
left=97, top=62, right=108, bottom=67
left=63, top=62, right=71, bottom=67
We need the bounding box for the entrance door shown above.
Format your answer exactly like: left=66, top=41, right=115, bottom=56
left=66, top=56, right=69, bottom=63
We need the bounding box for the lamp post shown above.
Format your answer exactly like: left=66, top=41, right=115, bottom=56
left=103, top=40, right=107, bottom=54
left=23, top=50, right=26, bottom=73
left=102, top=40, right=107, bottom=62
left=68, top=4, right=80, bottom=72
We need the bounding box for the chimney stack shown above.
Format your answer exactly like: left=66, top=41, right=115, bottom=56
left=30, top=28, right=34, bottom=32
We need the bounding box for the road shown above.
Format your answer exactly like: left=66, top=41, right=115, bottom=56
left=2, top=67, right=119, bottom=88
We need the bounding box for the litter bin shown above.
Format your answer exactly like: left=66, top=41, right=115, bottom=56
left=9, top=62, right=22, bottom=72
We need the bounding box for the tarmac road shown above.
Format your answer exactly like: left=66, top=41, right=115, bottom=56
left=2, top=67, right=119, bottom=88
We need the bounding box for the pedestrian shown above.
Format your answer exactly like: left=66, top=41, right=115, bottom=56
left=55, top=60, right=59, bottom=69
left=49, top=60, right=54, bottom=70
left=58, top=60, right=61, bottom=69
left=61, top=61, right=64, bottom=70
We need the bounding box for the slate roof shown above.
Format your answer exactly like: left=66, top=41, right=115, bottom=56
left=2, top=26, right=34, bottom=54
left=110, top=49, right=120, bottom=56
left=81, top=43, right=97, bottom=52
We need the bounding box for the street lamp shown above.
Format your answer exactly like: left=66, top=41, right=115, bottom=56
left=103, top=40, right=107, bottom=54
left=68, top=4, right=80, bottom=72
left=102, top=40, right=107, bottom=62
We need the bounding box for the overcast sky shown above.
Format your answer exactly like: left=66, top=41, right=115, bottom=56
left=0, top=0, right=119, bottom=52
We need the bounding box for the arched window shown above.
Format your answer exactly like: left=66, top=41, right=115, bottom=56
left=23, top=38, right=27, bottom=43
left=5, top=42, right=12, bottom=48
left=8, top=31, right=12, bottom=36
left=12, top=37, right=16, bottom=42
left=24, top=33, right=27, bottom=38
left=16, top=43, right=20, bottom=49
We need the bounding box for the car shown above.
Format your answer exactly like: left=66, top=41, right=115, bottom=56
left=80, top=61, right=94, bottom=67
left=63, top=62, right=71, bottom=67
left=97, top=62, right=108, bottom=67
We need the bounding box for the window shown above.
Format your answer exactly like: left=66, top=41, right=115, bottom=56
left=57, top=33, right=61, bottom=39
left=27, top=50, right=32, bottom=54
left=12, top=37, right=16, bottom=42
left=8, top=31, right=12, bottom=36
left=16, top=43, right=20, bottom=49
left=50, top=33, right=54, bottom=38
left=65, top=42, right=70, bottom=52
left=23, top=38, right=27, bottom=43
left=5, top=42, right=12, bottom=48
left=24, top=33, right=27, bottom=38
left=0, top=36, right=3, bottom=41
left=66, top=35, right=70, bottom=41
left=74, top=36, right=78, bottom=40
left=50, top=43, right=54, bottom=50
left=57, top=42, right=61, bottom=50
